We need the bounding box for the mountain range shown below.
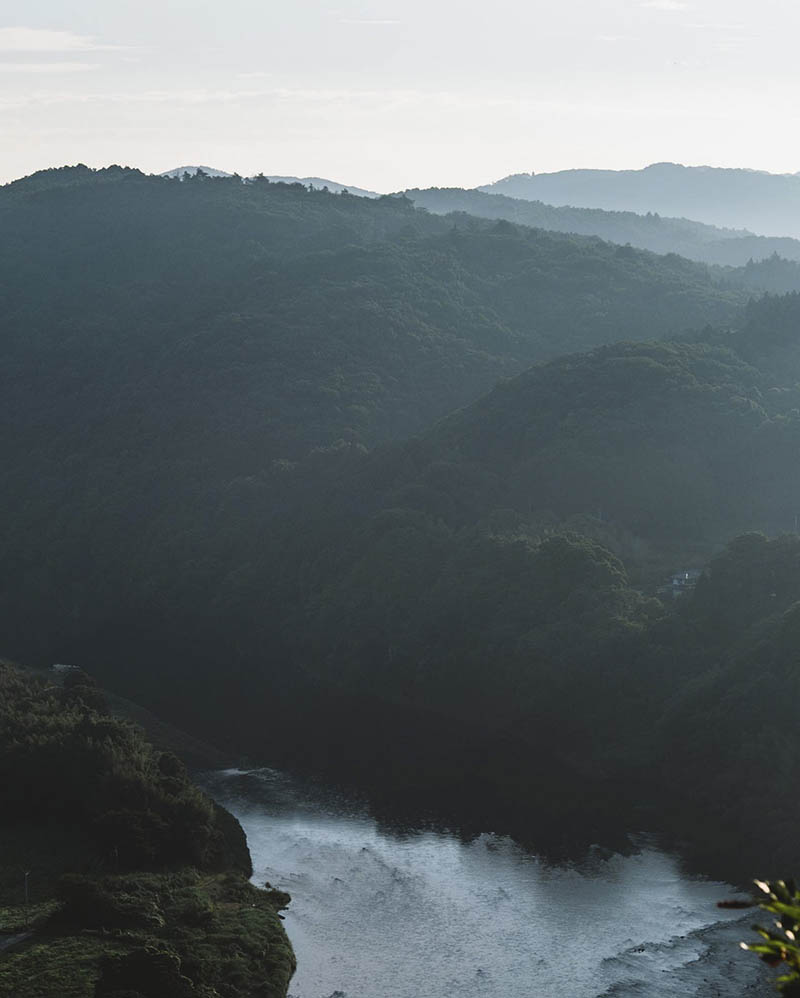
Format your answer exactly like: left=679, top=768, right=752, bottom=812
left=156, top=164, right=800, bottom=276
left=159, top=162, right=800, bottom=240
left=480, top=162, right=800, bottom=238
left=5, top=162, right=800, bottom=884
left=402, top=186, right=800, bottom=276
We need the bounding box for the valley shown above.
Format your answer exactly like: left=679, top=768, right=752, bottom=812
left=3, top=162, right=800, bottom=997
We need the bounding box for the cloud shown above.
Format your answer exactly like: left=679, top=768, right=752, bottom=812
left=0, top=86, right=465, bottom=115
left=686, top=21, right=747, bottom=31
left=0, top=86, right=677, bottom=116
left=0, top=27, right=118, bottom=52
left=640, top=0, right=690, bottom=9
left=713, top=37, right=747, bottom=51
left=0, top=61, right=97, bottom=73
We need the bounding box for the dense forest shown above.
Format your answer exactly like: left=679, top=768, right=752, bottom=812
left=0, top=165, right=747, bottom=460
left=0, top=661, right=294, bottom=997
left=4, top=165, right=800, bottom=890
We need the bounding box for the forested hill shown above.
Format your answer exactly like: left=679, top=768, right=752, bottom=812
left=403, top=186, right=800, bottom=272
left=700, top=290, right=800, bottom=383
left=0, top=662, right=295, bottom=998
left=6, top=165, right=800, bottom=885
left=171, top=331, right=800, bottom=877
left=0, top=164, right=753, bottom=690
left=0, top=165, right=746, bottom=463
left=245, top=336, right=800, bottom=724
left=378, top=339, right=783, bottom=554
left=5, top=325, right=800, bottom=879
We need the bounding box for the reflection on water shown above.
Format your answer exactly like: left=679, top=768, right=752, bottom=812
left=202, top=768, right=767, bottom=998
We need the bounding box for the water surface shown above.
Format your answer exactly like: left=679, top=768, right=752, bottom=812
left=204, top=768, right=769, bottom=998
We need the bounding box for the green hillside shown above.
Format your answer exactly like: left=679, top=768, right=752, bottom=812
left=6, top=326, right=799, bottom=873
left=397, top=339, right=789, bottom=554
left=4, top=165, right=800, bottom=884
left=235, top=336, right=800, bottom=874
left=0, top=163, right=750, bottom=673
left=0, top=166, right=746, bottom=463
left=0, top=662, right=294, bottom=998
left=702, top=290, right=800, bottom=382
left=286, top=333, right=799, bottom=575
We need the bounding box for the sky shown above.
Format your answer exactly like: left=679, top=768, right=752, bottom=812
left=2, top=0, right=800, bottom=191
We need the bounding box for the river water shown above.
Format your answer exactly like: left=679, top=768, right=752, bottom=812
left=203, top=768, right=772, bottom=998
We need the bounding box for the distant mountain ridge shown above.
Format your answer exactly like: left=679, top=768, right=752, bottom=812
left=160, top=164, right=379, bottom=197
left=402, top=186, right=800, bottom=271
left=480, top=162, right=800, bottom=238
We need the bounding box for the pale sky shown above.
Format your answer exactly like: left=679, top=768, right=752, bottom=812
left=2, top=0, right=799, bottom=191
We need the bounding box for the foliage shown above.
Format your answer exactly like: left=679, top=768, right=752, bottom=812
left=0, top=664, right=247, bottom=873
left=0, top=165, right=745, bottom=468
left=0, top=871, right=294, bottom=998
left=720, top=254, right=800, bottom=294
left=0, top=168, right=749, bottom=689
left=700, top=291, right=800, bottom=385
left=8, top=165, right=800, bottom=883
left=349, top=339, right=800, bottom=570
left=0, top=664, right=293, bottom=998
left=745, top=879, right=800, bottom=995
left=648, top=533, right=800, bottom=876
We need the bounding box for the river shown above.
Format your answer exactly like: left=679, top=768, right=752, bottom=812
left=203, top=767, right=772, bottom=998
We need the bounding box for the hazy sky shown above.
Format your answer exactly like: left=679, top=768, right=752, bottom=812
left=2, top=0, right=799, bottom=190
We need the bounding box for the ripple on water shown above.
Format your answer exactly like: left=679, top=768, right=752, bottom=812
left=202, top=769, right=768, bottom=998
